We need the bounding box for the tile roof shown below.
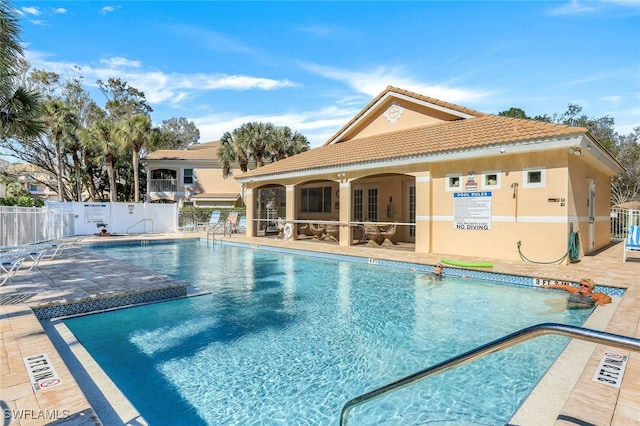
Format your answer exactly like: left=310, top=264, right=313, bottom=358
left=145, top=141, right=220, bottom=161
left=238, top=114, right=589, bottom=179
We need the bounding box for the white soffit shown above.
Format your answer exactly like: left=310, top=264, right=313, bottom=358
left=239, top=136, right=587, bottom=183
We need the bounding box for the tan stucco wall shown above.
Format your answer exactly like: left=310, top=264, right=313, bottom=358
left=195, top=168, right=242, bottom=194
left=241, top=147, right=616, bottom=262
left=350, top=98, right=459, bottom=141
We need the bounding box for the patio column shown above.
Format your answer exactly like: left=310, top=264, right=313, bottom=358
left=338, top=180, right=352, bottom=246
left=285, top=185, right=296, bottom=238
left=244, top=187, right=256, bottom=236
left=414, top=173, right=432, bottom=253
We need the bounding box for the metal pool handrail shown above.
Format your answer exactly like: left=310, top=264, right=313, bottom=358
left=340, top=322, right=640, bottom=425
left=126, top=218, right=154, bottom=234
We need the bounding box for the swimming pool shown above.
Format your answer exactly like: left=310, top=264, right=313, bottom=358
left=65, top=240, right=594, bottom=425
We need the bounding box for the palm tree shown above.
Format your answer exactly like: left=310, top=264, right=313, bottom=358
left=271, top=126, right=310, bottom=160
left=0, top=1, right=44, bottom=141
left=42, top=100, right=78, bottom=201
left=84, top=121, right=121, bottom=202
left=115, top=114, right=153, bottom=202
left=241, top=122, right=274, bottom=167
left=217, top=129, right=250, bottom=178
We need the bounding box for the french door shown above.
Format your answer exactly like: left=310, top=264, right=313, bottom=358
left=353, top=186, right=379, bottom=222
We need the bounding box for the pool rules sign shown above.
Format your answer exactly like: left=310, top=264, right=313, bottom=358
left=23, top=353, right=62, bottom=390
left=454, top=192, right=492, bottom=230
left=593, top=351, right=628, bottom=388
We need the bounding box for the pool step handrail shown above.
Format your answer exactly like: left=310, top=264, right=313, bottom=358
left=340, top=322, right=640, bottom=425
left=126, top=218, right=154, bottom=234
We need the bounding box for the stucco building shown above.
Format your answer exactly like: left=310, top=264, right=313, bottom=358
left=145, top=141, right=245, bottom=208
left=236, top=86, right=624, bottom=262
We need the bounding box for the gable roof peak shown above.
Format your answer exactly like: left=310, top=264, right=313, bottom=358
left=324, top=86, right=487, bottom=146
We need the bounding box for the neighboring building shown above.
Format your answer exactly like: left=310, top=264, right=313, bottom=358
left=144, top=141, right=245, bottom=208
left=2, top=163, right=59, bottom=201
left=235, top=86, right=625, bottom=262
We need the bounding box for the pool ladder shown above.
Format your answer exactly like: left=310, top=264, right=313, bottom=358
left=206, top=221, right=234, bottom=244
left=340, top=322, right=640, bottom=425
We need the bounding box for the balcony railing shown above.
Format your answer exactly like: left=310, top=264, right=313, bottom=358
left=150, top=179, right=177, bottom=193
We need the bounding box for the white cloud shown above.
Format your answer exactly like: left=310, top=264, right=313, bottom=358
left=548, top=0, right=598, bottom=15
left=100, top=6, right=116, bottom=15
left=191, top=105, right=358, bottom=147
left=302, top=62, right=494, bottom=103
left=53, top=8, right=67, bottom=14
left=548, top=0, right=640, bottom=15
left=24, top=50, right=300, bottom=113
left=20, top=7, right=40, bottom=16
left=202, top=75, right=296, bottom=91
left=99, top=57, right=142, bottom=68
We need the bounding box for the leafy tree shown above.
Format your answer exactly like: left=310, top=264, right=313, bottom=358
left=497, top=107, right=530, bottom=119
left=155, top=117, right=200, bottom=150
left=611, top=127, right=640, bottom=204
left=97, top=77, right=152, bottom=122
left=499, top=104, right=639, bottom=204
left=5, top=182, right=29, bottom=197
left=0, top=1, right=44, bottom=142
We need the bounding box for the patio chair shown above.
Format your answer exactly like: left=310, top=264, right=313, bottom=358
left=309, top=223, right=326, bottom=240
left=380, top=223, right=397, bottom=246
left=623, top=225, right=640, bottom=262
left=325, top=225, right=339, bottom=242
left=0, top=254, right=26, bottom=286
left=276, top=217, right=286, bottom=239
left=364, top=223, right=383, bottom=246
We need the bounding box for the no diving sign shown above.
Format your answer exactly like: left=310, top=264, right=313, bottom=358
left=23, top=353, right=62, bottom=390
left=592, top=351, right=628, bottom=388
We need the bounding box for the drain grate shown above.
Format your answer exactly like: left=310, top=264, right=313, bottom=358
left=0, top=293, right=36, bottom=305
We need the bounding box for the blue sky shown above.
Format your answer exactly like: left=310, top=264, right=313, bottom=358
left=15, top=0, right=640, bottom=148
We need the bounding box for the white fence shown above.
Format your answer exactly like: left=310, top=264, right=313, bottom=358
left=0, top=202, right=179, bottom=247
left=46, top=202, right=179, bottom=236
left=0, top=206, right=75, bottom=247
left=610, top=208, right=640, bottom=240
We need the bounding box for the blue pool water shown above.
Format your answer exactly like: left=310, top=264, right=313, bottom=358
left=66, top=241, right=593, bottom=425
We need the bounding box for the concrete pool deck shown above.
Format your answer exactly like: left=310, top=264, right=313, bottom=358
left=0, top=233, right=638, bottom=425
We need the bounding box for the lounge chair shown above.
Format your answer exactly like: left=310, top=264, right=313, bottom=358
left=205, top=211, right=224, bottom=233
left=380, top=223, right=397, bottom=246
left=623, top=225, right=640, bottom=262
left=226, top=212, right=239, bottom=234
left=0, top=254, right=26, bottom=286
left=0, top=240, right=73, bottom=270
left=237, top=216, right=247, bottom=234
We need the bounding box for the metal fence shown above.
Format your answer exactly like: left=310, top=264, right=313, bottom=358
left=610, top=208, right=640, bottom=241
left=0, top=206, right=75, bottom=247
